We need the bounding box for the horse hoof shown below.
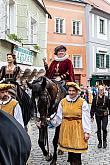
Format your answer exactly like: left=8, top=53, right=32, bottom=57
left=50, top=159, right=57, bottom=165
left=58, top=149, right=64, bottom=155
left=45, top=153, right=52, bottom=161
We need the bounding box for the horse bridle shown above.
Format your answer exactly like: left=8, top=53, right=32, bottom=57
left=36, top=88, right=51, bottom=124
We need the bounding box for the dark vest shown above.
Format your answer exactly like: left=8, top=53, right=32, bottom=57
left=95, top=95, right=108, bottom=116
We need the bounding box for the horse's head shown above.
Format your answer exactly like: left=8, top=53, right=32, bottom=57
left=27, top=76, right=46, bottom=98
left=27, top=76, right=51, bottom=121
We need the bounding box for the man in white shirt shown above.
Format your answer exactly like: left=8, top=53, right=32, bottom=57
left=0, top=83, right=24, bottom=127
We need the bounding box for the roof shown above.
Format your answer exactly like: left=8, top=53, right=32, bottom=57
left=34, top=0, right=52, bottom=18
left=69, top=0, right=85, bottom=3
left=59, top=0, right=87, bottom=4
left=85, top=0, right=110, bottom=15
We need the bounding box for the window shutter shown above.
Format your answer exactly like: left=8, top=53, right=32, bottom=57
left=80, top=56, right=82, bottom=68
left=96, top=53, right=100, bottom=68
left=79, top=21, right=82, bottom=35
left=0, top=2, right=6, bottom=38
left=106, top=54, right=109, bottom=68
left=63, top=19, right=65, bottom=33
left=17, top=4, right=28, bottom=39
left=56, top=18, right=59, bottom=33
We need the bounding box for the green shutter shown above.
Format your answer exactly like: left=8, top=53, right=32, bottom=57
left=96, top=53, right=100, bottom=68
left=106, top=55, right=109, bottom=68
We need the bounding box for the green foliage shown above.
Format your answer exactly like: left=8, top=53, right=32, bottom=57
left=7, top=33, right=22, bottom=43
left=33, top=44, right=40, bottom=50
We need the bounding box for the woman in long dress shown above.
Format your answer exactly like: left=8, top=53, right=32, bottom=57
left=50, top=82, right=91, bottom=165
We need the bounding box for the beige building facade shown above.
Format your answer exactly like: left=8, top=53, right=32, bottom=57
left=0, top=0, right=51, bottom=71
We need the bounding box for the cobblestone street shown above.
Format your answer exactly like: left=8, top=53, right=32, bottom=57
left=28, top=117, right=110, bottom=165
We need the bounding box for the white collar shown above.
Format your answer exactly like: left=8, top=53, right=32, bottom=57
left=66, top=95, right=79, bottom=102
left=54, top=54, right=69, bottom=62
left=0, top=95, right=12, bottom=105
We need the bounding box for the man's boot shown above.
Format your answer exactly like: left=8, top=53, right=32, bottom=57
left=97, top=141, right=102, bottom=148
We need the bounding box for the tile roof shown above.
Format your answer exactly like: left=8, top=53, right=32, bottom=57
left=85, top=0, right=110, bottom=14
left=34, top=0, right=52, bottom=18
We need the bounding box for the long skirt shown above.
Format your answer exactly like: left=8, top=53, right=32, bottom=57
left=58, top=118, right=88, bottom=153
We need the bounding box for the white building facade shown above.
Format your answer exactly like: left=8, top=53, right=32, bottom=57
left=85, top=2, right=110, bottom=86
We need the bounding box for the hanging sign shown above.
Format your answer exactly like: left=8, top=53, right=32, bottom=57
left=14, top=47, right=33, bottom=65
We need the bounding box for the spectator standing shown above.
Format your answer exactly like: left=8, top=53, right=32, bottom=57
left=91, top=85, right=109, bottom=148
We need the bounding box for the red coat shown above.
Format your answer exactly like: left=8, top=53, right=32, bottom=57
left=45, top=58, right=75, bottom=82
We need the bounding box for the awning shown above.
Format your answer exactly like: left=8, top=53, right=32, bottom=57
left=1, top=38, right=22, bottom=47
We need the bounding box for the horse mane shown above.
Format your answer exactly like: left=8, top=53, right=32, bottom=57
left=29, top=76, right=66, bottom=117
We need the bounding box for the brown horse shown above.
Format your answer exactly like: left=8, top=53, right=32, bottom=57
left=27, top=76, right=66, bottom=164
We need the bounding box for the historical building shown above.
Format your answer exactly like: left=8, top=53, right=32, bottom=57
left=44, top=0, right=87, bottom=86
left=85, top=0, right=110, bottom=86
left=0, top=0, right=51, bottom=71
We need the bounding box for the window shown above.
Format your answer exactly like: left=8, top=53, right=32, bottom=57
left=72, top=20, right=82, bottom=35
left=31, top=18, right=37, bottom=43
left=96, top=53, right=109, bottom=68
left=55, top=18, right=65, bottom=33
left=99, top=54, right=105, bottom=68
left=73, top=56, right=82, bottom=68
left=8, top=0, right=16, bottom=34
left=100, top=19, right=104, bottom=34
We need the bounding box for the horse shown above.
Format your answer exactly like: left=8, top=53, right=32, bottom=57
left=27, top=76, right=66, bottom=165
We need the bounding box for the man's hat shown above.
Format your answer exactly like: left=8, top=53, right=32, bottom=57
left=54, top=45, right=67, bottom=55
left=66, top=82, right=81, bottom=91
left=0, top=84, right=14, bottom=91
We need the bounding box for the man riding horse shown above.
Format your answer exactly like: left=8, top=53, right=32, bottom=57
left=43, top=45, right=75, bottom=82
left=26, top=45, right=75, bottom=165
left=43, top=45, right=75, bottom=165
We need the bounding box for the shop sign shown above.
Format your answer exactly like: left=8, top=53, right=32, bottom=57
left=14, top=47, right=33, bottom=65
left=96, top=75, right=110, bottom=80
